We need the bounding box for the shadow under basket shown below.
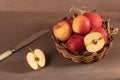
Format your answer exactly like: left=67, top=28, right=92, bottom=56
left=52, top=20, right=118, bottom=64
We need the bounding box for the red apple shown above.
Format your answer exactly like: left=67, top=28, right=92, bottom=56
left=53, top=20, right=72, bottom=41
left=62, top=17, right=73, bottom=26
left=66, top=34, right=85, bottom=53
left=90, top=27, right=108, bottom=44
left=83, top=12, right=102, bottom=28
left=66, top=18, right=73, bottom=26
left=72, top=15, right=91, bottom=35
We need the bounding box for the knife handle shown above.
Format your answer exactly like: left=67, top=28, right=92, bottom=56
left=0, top=49, right=15, bottom=61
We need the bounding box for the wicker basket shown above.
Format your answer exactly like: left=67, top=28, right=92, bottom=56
left=52, top=16, right=118, bottom=64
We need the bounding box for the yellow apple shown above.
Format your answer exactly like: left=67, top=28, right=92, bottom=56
left=53, top=20, right=72, bottom=41
left=72, top=15, right=91, bottom=35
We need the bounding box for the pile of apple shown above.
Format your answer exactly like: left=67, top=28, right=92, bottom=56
left=53, top=11, right=108, bottom=54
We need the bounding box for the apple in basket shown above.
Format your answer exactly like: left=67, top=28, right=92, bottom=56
left=66, top=34, right=85, bottom=53
left=72, top=15, right=91, bottom=35
left=26, top=49, right=46, bottom=70
left=62, top=17, right=73, bottom=26
left=90, top=27, right=108, bottom=44
left=53, top=20, right=72, bottom=41
left=84, top=27, right=107, bottom=52
left=83, top=12, right=102, bottom=28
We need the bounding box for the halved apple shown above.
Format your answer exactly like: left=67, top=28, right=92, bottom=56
left=84, top=32, right=105, bottom=52
left=26, top=49, right=46, bottom=70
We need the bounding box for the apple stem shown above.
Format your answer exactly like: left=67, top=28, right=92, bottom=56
left=28, top=47, right=34, bottom=53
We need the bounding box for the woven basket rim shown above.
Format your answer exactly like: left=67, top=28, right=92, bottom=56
left=52, top=19, right=117, bottom=63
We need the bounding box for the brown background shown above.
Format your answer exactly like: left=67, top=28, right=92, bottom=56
left=0, top=0, right=120, bottom=80
left=0, top=0, right=120, bottom=12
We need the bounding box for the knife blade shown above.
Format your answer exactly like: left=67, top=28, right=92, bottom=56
left=0, top=29, right=49, bottom=61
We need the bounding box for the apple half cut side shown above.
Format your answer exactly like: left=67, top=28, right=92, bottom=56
left=84, top=32, right=105, bottom=52
left=26, top=49, right=46, bottom=70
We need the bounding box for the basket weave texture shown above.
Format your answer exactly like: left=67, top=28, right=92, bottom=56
left=52, top=18, right=118, bottom=63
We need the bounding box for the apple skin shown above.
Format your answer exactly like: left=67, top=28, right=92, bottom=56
left=83, top=12, right=102, bottom=28
left=53, top=20, right=72, bottom=41
left=62, top=17, right=73, bottom=25
left=72, top=15, right=91, bottom=35
left=90, top=27, right=108, bottom=44
left=66, top=34, right=85, bottom=53
left=67, top=18, right=73, bottom=26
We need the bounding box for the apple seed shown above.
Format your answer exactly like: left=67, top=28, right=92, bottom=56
left=35, top=57, right=39, bottom=62
left=92, top=40, right=97, bottom=44
left=92, top=37, right=102, bottom=44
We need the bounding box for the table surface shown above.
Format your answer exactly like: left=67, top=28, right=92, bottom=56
left=0, top=11, right=120, bottom=80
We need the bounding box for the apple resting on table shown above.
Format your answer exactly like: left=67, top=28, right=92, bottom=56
left=26, top=49, right=46, bottom=70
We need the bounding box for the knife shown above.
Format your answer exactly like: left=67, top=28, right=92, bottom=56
left=0, top=29, right=49, bottom=61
